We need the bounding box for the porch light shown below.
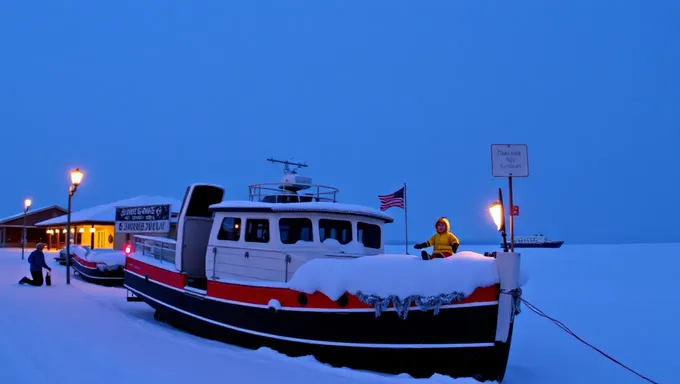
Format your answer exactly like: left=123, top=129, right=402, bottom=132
left=62, top=229, right=67, bottom=234
left=79, top=228, right=84, bottom=233
left=90, top=227, right=95, bottom=233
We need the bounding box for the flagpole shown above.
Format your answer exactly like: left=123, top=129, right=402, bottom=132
left=403, top=182, right=408, bottom=255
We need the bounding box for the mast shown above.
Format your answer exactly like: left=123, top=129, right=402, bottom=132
left=267, top=157, right=308, bottom=175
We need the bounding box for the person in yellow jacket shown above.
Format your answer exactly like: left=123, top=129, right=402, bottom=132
left=413, top=217, right=460, bottom=260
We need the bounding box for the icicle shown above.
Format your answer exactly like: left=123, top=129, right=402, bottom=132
left=356, top=291, right=468, bottom=320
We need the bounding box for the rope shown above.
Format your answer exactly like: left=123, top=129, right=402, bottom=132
left=502, top=289, right=660, bottom=384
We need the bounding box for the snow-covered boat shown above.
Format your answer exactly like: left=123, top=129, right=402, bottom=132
left=507, top=233, right=564, bottom=249
left=123, top=159, right=525, bottom=382
left=70, top=245, right=126, bottom=286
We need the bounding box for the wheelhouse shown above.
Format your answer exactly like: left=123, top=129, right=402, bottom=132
left=209, top=206, right=389, bottom=252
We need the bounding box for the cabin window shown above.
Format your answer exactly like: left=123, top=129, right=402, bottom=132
left=217, top=217, right=241, bottom=241
left=245, top=219, right=269, bottom=243
left=358, top=222, right=381, bottom=249
left=279, top=218, right=313, bottom=244
left=319, top=219, right=352, bottom=245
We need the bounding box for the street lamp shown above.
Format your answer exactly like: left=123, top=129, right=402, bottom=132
left=489, top=187, right=509, bottom=252
left=21, top=198, right=32, bottom=260
left=66, top=168, right=84, bottom=285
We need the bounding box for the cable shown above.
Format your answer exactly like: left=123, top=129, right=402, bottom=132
left=502, top=289, right=660, bottom=384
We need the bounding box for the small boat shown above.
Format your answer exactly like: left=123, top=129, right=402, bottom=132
left=123, top=158, right=524, bottom=382
left=70, top=245, right=126, bottom=286
left=53, top=245, right=89, bottom=266
left=505, top=233, right=564, bottom=249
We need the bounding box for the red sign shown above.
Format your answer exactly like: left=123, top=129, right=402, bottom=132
left=511, top=205, right=520, bottom=216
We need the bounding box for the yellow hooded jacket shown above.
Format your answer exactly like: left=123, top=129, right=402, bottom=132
left=425, top=217, right=460, bottom=254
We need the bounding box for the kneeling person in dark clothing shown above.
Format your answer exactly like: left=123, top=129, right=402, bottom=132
left=19, top=243, right=52, bottom=286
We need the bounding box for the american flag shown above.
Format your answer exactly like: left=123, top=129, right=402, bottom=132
left=378, top=187, right=405, bottom=211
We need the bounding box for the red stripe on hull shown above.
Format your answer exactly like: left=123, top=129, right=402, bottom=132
left=207, top=281, right=499, bottom=309
left=72, top=254, right=97, bottom=269
left=125, top=257, right=185, bottom=289
left=127, top=257, right=499, bottom=309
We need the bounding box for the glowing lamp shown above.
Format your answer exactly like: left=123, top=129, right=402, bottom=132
left=79, top=228, right=84, bottom=233
left=70, top=228, right=75, bottom=233
left=71, top=168, right=84, bottom=186
left=124, top=244, right=132, bottom=255
left=62, top=229, right=67, bottom=234
left=24, top=199, right=32, bottom=211
left=90, top=227, right=95, bottom=233
left=489, top=187, right=509, bottom=252
left=489, top=202, right=505, bottom=232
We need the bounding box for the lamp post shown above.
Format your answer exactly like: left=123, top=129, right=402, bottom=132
left=66, top=168, right=84, bottom=285
left=21, top=198, right=32, bottom=260
left=489, top=187, right=509, bottom=252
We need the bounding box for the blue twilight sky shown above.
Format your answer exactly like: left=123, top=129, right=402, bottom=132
left=1, top=1, right=678, bottom=245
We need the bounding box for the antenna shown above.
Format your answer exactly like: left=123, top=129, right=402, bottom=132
left=266, top=157, right=308, bottom=174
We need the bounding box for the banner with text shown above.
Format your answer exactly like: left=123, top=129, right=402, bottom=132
left=115, top=204, right=171, bottom=233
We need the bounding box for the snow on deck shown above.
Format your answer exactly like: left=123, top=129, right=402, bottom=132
left=287, top=251, right=527, bottom=301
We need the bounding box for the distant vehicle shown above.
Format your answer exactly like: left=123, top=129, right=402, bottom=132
left=505, top=233, right=564, bottom=249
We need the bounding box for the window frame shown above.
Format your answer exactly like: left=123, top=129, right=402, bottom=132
left=318, top=218, right=353, bottom=245
left=357, top=221, right=382, bottom=249
left=278, top=217, right=314, bottom=244
left=216, top=216, right=242, bottom=242
left=244, top=218, right=270, bottom=243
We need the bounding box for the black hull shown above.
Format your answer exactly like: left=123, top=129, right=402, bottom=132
left=124, top=270, right=514, bottom=382
left=72, top=259, right=124, bottom=287
left=503, top=241, right=563, bottom=249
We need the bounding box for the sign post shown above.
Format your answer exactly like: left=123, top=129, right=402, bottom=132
left=115, top=204, right=171, bottom=234
left=491, top=144, right=529, bottom=252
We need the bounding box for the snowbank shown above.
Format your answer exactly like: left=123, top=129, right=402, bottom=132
left=288, top=251, right=528, bottom=301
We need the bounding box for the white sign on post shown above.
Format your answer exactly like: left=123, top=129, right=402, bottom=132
left=491, top=144, right=529, bottom=178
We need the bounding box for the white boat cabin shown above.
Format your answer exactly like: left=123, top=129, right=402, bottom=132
left=131, top=162, right=394, bottom=291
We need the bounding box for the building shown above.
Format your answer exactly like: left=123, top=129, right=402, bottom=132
left=0, top=205, right=68, bottom=249
left=35, top=195, right=183, bottom=251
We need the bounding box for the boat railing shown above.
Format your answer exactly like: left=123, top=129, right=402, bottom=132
left=133, top=235, right=176, bottom=264
left=209, top=243, right=295, bottom=282
left=248, top=182, right=339, bottom=203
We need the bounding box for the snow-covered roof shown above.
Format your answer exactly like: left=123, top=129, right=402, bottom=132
left=209, top=200, right=394, bottom=223
left=0, top=205, right=67, bottom=224
left=35, top=195, right=183, bottom=226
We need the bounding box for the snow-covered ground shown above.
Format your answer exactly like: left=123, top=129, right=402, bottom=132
left=1, top=243, right=677, bottom=384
